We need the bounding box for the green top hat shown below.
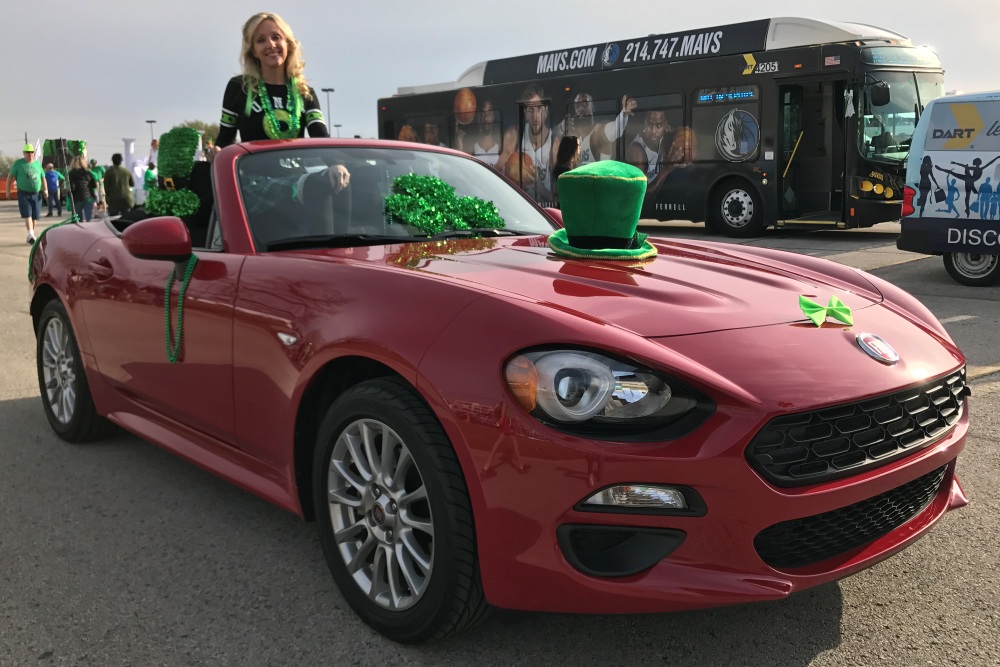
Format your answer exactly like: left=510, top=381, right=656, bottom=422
left=547, top=160, right=657, bottom=260
left=145, top=127, right=201, bottom=219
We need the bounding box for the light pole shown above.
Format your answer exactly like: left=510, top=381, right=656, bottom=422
left=320, top=87, right=334, bottom=124
left=334, top=124, right=342, bottom=138
left=146, top=120, right=157, bottom=141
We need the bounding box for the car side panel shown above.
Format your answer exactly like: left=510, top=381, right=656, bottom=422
left=231, top=252, right=482, bottom=477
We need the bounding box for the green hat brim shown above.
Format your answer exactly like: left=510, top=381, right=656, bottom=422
left=547, top=228, right=657, bottom=260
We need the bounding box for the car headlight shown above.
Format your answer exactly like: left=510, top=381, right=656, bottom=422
left=504, top=349, right=713, bottom=439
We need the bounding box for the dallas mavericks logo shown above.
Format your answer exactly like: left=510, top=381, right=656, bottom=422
left=715, top=109, right=760, bottom=161
left=602, top=43, right=620, bottom=67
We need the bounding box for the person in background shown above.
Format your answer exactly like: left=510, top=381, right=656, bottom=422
left=149, top=138, right=159, bottom=165
left=6, top=144, right=47, bottom=243
left=89, top=159, right=107, bottom=216
left=44, top=163, right=64, bottom=217
left=68, top=155, right=97, bottom=222
left=103, top=153, right=134, bottom=217
left=552, top=135, right=580, bottom=207
left=144, top=162, right=158, bottom=194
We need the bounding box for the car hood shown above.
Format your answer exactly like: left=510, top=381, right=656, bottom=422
left=300, top=236, right=885, bottom=337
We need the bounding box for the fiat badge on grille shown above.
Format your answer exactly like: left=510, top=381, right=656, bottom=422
left=856, top=333, right=900, bottom=365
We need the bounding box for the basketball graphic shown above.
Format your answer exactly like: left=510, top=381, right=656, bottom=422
left=397, top=125, right=419, bottom=142
left=454, top=88, right=477, bottom=125
left=669, top=126, right=697, bottom=164
left=503, top=151, right=536, bottom=182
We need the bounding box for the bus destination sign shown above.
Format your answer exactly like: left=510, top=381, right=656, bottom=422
left=483, top=19, right=770, bottom=84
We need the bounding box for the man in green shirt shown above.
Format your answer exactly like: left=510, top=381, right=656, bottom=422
left=5, top=144, right=48, bottom=243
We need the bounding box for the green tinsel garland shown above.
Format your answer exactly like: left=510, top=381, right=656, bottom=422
left=156, top=127, right=200, bottom=179
left=146, top=189, right=201, bottom=218
left=384, top=174, right=504, bottom=234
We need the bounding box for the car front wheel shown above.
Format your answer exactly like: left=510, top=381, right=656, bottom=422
left=313, top=378, right=488, bottom=643
left=943, top=252, right=1000, bottom=286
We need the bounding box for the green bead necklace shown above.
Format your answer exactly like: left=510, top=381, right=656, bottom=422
left=258, top=77, right=303, bottom=139
left=164, top=256, right=199, bottom=363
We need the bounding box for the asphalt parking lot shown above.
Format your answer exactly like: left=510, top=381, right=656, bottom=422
left=1, top=203, right=998, bottom=666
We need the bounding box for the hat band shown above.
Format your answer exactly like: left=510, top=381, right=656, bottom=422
left=566, top=232, right=640, bottom=250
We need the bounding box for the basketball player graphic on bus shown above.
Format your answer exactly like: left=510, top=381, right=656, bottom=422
left=559, top=92, right=637, bottom=165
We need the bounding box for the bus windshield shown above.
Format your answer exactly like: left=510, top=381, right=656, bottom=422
left=859, top=71, right=945, bottom=164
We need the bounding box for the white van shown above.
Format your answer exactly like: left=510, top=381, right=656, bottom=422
left=897, top=90, right=1000, bottom=285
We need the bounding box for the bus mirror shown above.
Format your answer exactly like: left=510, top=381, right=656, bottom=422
left=870, top=82, right=890, bottom=107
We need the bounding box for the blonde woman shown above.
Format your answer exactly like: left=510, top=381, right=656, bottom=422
left=216, top=12, right=329, bottom=147
left=67, top=155, right=97, bottom=222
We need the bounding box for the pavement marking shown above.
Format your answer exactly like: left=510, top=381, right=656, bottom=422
left=967, top=378, right=1000, bottom=396
left=818, top=248, right=926, bottom=272
left=939, top=315, right=978, bottom=324
left=968, top=364, right=1000, bottom=381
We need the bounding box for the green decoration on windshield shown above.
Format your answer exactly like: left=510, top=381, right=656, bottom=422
left=164, top=255, right=200, bottom=363
left=384, top=174, right=504, bottom=234
left=799, top=295, right=853, bottom=327
left=147, top=189, right=200, bottom=218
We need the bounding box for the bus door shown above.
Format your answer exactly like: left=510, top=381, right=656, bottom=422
left=778, top=80, right=848, bottom=220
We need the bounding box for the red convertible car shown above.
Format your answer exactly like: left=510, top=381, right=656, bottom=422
left=30, top=139, right=969, bottom=643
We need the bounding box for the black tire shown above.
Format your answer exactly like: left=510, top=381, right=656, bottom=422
left=710, top=179, right=765, bottom=238
left=943, top=252, right=1000, bottom=286
left=312, top=378, right=489, bottom=643
left=35, top=299, right=116, bottom=442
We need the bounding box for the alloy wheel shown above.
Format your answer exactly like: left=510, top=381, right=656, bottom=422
left=326, top=418, right=434, bottom=611
left=41, top=317, right=76, bottom=424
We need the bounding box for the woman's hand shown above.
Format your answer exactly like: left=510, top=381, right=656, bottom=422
left=327, top=164, right=350, bottom=193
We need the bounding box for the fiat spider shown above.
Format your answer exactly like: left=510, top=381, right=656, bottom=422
left=29, top=139, right=968, bottom=643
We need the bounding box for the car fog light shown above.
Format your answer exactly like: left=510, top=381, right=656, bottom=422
left=583, top=485, right=688, bottom=510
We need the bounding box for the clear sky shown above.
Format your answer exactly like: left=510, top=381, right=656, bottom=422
left=3, top=1, right=997, bottom=159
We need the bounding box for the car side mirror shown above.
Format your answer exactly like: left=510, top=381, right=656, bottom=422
left=121, top=216, right=192, bottom=261
left=870, top=82, right=890, bottom=107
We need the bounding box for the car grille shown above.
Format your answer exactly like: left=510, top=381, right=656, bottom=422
left=754, top=465, right=947, bottom=569
left=746, top=368, right=966, bottom=487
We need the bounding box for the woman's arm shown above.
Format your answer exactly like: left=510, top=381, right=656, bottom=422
left=304, top=87, right=330, bottom=138
left=217, top=77, right=244, bottom=148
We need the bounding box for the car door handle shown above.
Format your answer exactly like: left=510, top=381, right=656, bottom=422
left=87, top=257, right=115, bottom=280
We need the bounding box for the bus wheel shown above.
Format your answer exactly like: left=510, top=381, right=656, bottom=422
left=711, top=180, right=764, bottom=238
left=943, top=252, right=1000, bottom=286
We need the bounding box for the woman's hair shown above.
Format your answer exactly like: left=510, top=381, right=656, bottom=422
left=555, top=135, right=580, bottom=168
left=240, top=12, right=312, bottom=101
left=70, top=155, right=88, bottom=170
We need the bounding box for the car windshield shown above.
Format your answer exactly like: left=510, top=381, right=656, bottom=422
left=858, top=71, right=945, bottom=164
left=236, top=146, right=557, bottom=250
